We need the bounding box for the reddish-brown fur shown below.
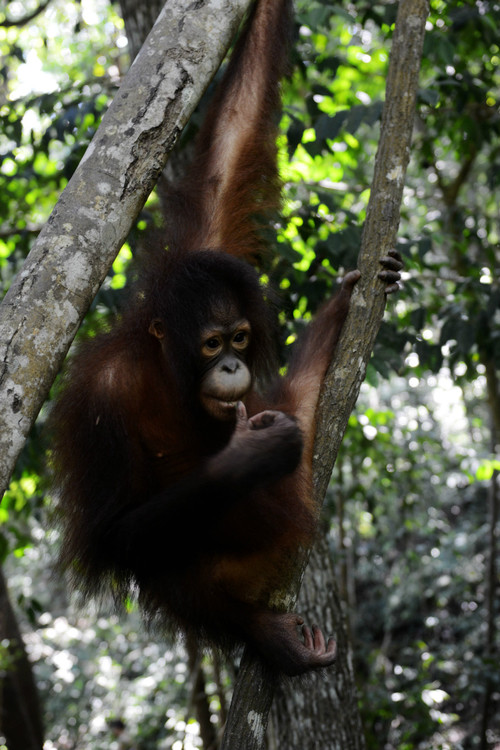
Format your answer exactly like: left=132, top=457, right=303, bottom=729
left=50, top=0, right=400, bottom=675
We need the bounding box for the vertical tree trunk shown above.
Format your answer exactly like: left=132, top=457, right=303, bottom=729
left=271, top=536, right=365, bottom=749
left=0, top=566, right=44, bottom=750
left=479, top=358, right=499, bottom=749
left=117, top=0, right=164, bottom=61
left=186, top=638, right=219, bottom=750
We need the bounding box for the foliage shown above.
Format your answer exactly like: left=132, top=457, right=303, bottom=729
left=8, top=534, right=213, bottom=749
left=0, top=0, right=125, bottom=304
left=0, top=0, right=499, bottom=749
left=333, top=376, right=497, bottom=748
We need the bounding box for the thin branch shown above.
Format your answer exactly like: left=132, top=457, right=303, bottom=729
left=434, top=149, right=477, bottom=207
left=314, top=0, right=429, bottom=496
left=0, top=224, right=45, bottom=239
left=0, top=0, right=52, bottom=28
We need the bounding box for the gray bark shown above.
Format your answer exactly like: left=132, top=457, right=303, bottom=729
left=271, top=537, right=364, bottom=750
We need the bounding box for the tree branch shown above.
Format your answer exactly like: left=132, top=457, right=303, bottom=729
left=220, top=1, right=428, bottom=747
left=0, top=0, right=254, bottom=496
left=0, top=0, right=52, bottom=28
left=314, top=0, right=429, bottom=496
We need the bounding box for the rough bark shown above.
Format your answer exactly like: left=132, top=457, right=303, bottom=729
left=0, top=0, right=253, bottom=498
left=272, top=536, right=363, bottom=750
left=0, top=566, right=44, bottom=750
left=221, top=1, right=429, bottom=747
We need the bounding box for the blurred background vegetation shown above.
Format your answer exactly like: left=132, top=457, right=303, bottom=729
left=0, top=0, right=499, bottom=748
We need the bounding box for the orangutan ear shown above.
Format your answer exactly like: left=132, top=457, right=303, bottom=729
left=149, top=319, right=166, bottom=340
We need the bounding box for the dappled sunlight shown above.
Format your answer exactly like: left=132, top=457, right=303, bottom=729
left=1, top=0, right=498, bottom=747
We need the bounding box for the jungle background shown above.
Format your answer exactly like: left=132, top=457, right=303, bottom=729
left=0, top=0, right=499, bottom=748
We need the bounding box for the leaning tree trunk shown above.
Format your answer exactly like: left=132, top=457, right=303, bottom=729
left=220, top=1, right=429, bottom=747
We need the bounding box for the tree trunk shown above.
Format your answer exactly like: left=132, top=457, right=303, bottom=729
left=271, top=536, right=364, bottom=749
left=0, top=566, right=44, bottom=750
left=186, top=637, right=219, bottom=750
left=221, top=1, right=428, bottom=746
left=479, top=357, right=499, bottom=749
left=118, top=0, right=164, bottom=62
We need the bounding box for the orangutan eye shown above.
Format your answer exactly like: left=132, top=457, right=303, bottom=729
left=233, top=330, right=250, bottom=348
left=206, top=337, right=221, bottom=349
left=201, top=335, right=223, bottom=358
